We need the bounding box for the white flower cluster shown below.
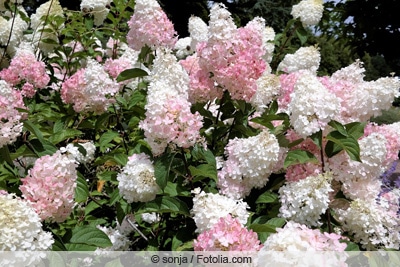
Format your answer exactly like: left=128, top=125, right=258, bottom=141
left=289, top=71, right=340, bottom=137
left=328, top=133, right=387, bottom=200
left=262, top=27, right=275, bottom=64
left=174, top=37, right=193, bottom=59
left=291, top=0, right=324, bottom=26
left=0, top=193, right=54, bottom=251
left=0, top=10, right=28, bottom=56
left=141, top=212, right=160, bottom=224
left=257, top=221, right=347, bottom=266
left=117, top=153, right=160, bottom=203
left=279, top=173, right=333, bottom=227
left=60, top=142, right=96, bottom=164
left=218, top=129, right=280, bottom=199
left=251, top=72, right=281, bottom=112
left=336, top=198, right=400, bottom=250
left=81, top=0, right=112, bottom=26
left=30, top=0, right=63, bottom=55
left=188, top=16, right=208, bottom=49
left=278, top=46, right=321, bottom=73
left=191, top=188, right=249, bottom=233
left=95, top=225, right=131, bottom=252
left=207, top=3, right=237, bottom=42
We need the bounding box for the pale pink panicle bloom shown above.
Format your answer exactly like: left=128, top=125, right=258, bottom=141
left=320, top=60, right=400, bottom=123
left=336, top=198, right=400, bottom=250
left=257, top=221, right=347, bottom=266
left=188, top=16, right=208, bottom=50
left=19, top=151, right=78, bottom=223
left=0, top=80, right=26, bottom=148
left=0, top=49, right=50, bottom=97
left=180, top=54, right=221, bottom=103
left=117, top=153, right=160, bottom=203
left=194, top=214, right=262, bottom=251
left=327, top=133, right=387, bottom=200
left=80, top=0, right=112, bottom=26
left=126, top=0, right=177, bottom=50
left=140, top=50, right=203, bottom=155
left=277, top=71, right=303, bottom=112
left=364, top=122, right=400, bottom=167
left=191, top=188, right=249, bottom=233
left=140, top=97, right=204, bottom=155
left=218, top=130, right=280, bottom=199
left=104, top=57, right=133, bottom=80
left=61, top=59, right=120, bottom=114
left=279, top=173, right=333, bottom=227
left=288, top=70, right=341, bottom=137
left=278, top=46, right=321, bottom=74
left=291, top=0, right=324, bottom=26
left=197, top=4, right=267, bottom=101
left=0, top=193, right=54, bottom=252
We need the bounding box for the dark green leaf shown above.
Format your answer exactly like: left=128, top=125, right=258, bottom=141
left=255, top=191, right=279, bottom=204
left=189, top=163, right=217, bottom=182
left=139, top=196, right=190, bottom=215
left=116, top=68, right=148, bottom=82
left=328, top=120, right=348, bottom=136
left=345, top=121, right=366, bottom=140
left=284, top=149, right=319, bottom=169
left=325, top=131, right=361, bottom=161
left=249, top=223, right=277, bottom=233
left=154, top=153, right=175, bottom=190
left=75, top=175, right=89, bottom=203
left=69, top=226, right=112, bottom=248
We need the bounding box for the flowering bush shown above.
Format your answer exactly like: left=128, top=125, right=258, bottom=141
left=0, top=0, right=400, bottom=258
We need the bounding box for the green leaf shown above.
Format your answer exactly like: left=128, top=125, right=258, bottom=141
left=249, top=223, right=277, bottom=233
left=189, top=163, right=217, bottom=182
left=50, top=129, right=83, bottom=144
left=310, top=130, right=323, bottom=149
left=116, top=68, right=148, bottom=82
left=139, top=196, right=190, bottom=216
left=296, top=27, right=308, bottom=45
left=154, top=153, right=175, bottom=190
left=69, top=226, right=112, bottom=248
left=113, top=153, right=128, bottom=166
left=328, top=120, right=348, bottom=136
left=99, top=131, right=119, bottom=152
left=75, top=175, right=89, bottom=203
left=23, top=120, right=45, bottom=142
left=266, top=217, right=286, bottom=228
left=29, top=139, right=58, bottom=157
left=255, top=191, right=279, bottom=204
left=325, top=131, right=361, bottom=161
left=345, top=121, right=366, bottom=140
left=284, top=149, right=319, bottom=169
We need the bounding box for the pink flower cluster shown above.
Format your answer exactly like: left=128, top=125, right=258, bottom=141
left=0, top=80, right=26, bottom=148
left=19, top=151, right=78, bottom=222
left=126, top=0, right=177, bottom=50
left=61, top=59, right=120, bottom=114
left=140, top=97, right=203, bottom=156
left=0, top=50, right=50, bottom=97
left=194, top=214, right=262, bottom=251
left=196, top=15, right=267, bottom=101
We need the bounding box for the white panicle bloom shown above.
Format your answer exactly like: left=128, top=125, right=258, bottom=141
left=95, top=225, right=131, bottom=252
left=60, top=142, right=96, bottom=164
left=218, top=129, right=281, bottom=199
left=30, top=0, right=63, bottom=55
left=0, top=11, right=28, bottom=56
left=0, top=193, right=54, bottom=251
left=257, top=221, right=347, bottom=266
left=188, top=16, right=208, bottom=49
left=279, top=173, right=333, bottom=227
left=141, top=212, right=160, bottom=224
left=328, top=133, right=387, bottom=200
left=289, top=71, right=340, bottom=137
left=208, top=3, right=237, bottom=42
left=191, top=188, right=249, bottom=233
left=250, top=72, right=281, bottom=112
left=174, top=37, right=193, bottom=59
left=278, top=46, right=321, bottom=73
left=262, top=26, right=275, bottom=63
left=117, top=153, right=160, bottom=203
left=291, top=0, right=324, bottom=26
left=336, top=198, right=400, bottom=250
left=81, top=0, right=112, bottom=26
